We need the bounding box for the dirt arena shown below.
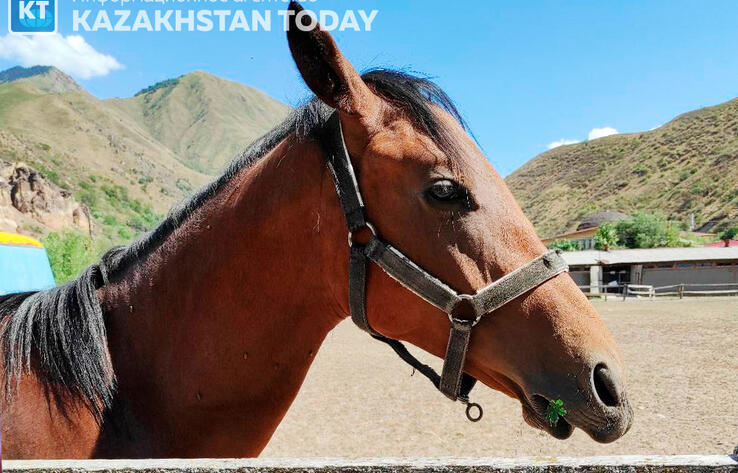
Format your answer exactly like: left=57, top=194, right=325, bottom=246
left=262, top=298, right=737, bottom=457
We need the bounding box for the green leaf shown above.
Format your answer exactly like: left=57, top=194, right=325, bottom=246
left=545, top=399, right=567, bottom=426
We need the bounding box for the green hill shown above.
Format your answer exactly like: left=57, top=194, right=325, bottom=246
left=0, top=66, right=288, bottom=244
left=108, top=71, right=290, bottom=174
left=0, top=65, right=83, bottom=94
left=506, top=98, right=738, bottom=237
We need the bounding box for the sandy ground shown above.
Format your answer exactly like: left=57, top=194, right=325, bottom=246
left=261, top=299, right=737, bottom=457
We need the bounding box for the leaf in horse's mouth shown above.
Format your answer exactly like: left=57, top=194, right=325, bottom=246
left=545, top=399, right=567, bottom=426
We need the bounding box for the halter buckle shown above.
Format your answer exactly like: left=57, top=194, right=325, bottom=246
left=348, top=222, right=377, bottom=247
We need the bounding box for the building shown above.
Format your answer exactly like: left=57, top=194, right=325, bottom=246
left=0, top=232, right=55, bottom=296
left=561, top=246, right=738, bottom=291
left=542, top=211, right=629, bottom=250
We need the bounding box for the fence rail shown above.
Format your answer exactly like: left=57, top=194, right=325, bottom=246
left=4, top=456, right=738, bottom=473
left=578, top=283, right=738, bottom=299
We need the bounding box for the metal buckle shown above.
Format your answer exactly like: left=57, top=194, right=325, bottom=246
left=348, top=222, right=377, bottom=247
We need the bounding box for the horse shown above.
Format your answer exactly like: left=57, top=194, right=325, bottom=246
left=0, top=2, right=632, bottom=459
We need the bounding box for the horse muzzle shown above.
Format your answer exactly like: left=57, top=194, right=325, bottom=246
left=520, top=360, right=634, bottom=443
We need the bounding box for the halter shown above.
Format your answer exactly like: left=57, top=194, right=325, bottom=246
left=322, top=112, right=569, bottom=421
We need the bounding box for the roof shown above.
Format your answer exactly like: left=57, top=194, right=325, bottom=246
left=542, top=226, right=598, bottom=242
left=576, top=211, right=629, bottom=231
left=561, top=246, right=738, bottom=266
left=0, top=231, right=43, bottom=248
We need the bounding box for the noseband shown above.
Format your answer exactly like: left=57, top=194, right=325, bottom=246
left=322, top=112, right=569, bottom=421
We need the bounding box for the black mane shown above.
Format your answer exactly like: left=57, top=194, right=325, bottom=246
left=0, top=69, right=469, bottom=419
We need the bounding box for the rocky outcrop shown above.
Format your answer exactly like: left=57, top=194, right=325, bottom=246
left=0, top=161, right=91, bottom=235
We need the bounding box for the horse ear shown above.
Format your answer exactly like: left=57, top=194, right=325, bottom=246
left=286, top=1, right=379, bottom=118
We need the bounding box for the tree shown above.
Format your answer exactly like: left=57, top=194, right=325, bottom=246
left=593, top=222, right=619, bottom=251
left=614, top=212, right=681, bottom=249
left=718, top=226, right=738, bottom=247
left=549, top=239, right=580, bottom=251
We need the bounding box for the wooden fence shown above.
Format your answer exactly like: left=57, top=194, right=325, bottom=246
left=578, top=283, right=738, bottom=300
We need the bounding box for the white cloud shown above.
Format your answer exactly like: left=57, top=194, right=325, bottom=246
left=0, top=34, right=122, bottom=79
left=547, top=138, right=580, bottom=150
left=587, top=126, right=618, bottom=140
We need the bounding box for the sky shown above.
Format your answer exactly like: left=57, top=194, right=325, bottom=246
left=2, top=0, right=738, bottom=176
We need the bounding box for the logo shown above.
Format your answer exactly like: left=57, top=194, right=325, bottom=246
left=9, top=0, right=57, bottom=33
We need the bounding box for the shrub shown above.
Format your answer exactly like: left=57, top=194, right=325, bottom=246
left=632, top=165, right=648, bottom=177
left=42, top=231, right=102, bottom=284
left=36, top=165, right=62, bottom=187
left=594, top=222, right=619, bottom=250
left=719, top=226, right=738, bottom=245
left=614, top=212, right=681, bottom=248
left=549, top=239, right=580, bottom=251
left=176, top=178, right=192, bottom=193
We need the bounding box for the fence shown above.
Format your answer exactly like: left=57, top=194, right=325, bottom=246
left=578, top=283, right=738, bottom=300
left=4, top=456, right=738, bottom=473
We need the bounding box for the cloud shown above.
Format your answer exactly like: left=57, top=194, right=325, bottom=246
left=587, top=126, right=618, bottom=140
left=547, top=138, right=580, bottom=150
left=0, top=34, right=122, bottom=79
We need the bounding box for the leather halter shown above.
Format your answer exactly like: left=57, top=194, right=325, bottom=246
left=321, top=111, right=569, bottom=421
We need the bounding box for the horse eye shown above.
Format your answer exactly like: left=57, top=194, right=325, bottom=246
left=427, top=179, right=464, bottom=202
left=429, top=180, right=459, bottom=200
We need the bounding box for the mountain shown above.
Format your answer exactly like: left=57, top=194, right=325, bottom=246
left=0, top=66, right=83, bottom=94
left=506, top=98, right=738, bottom=237
left=108, top=71, right=290, bottom=174
left=0, top=66, right=288, bottom=242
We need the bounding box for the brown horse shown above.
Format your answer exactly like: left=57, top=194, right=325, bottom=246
left=0, top=2, right=632, bottom=459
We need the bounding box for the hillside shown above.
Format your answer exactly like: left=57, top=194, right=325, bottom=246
left=0, top=66, right=288, bottom=243
left=108, top=71, right=290, bottom=174
left=506, top=98, right=738, bottom=237
left=0, top=66, right=83, bottom=94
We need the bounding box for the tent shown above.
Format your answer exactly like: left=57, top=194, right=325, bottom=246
left=0, top=232, right=56, bottom=296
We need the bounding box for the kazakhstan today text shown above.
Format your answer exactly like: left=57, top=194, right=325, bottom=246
left=72, top=8, right=379, bottom=32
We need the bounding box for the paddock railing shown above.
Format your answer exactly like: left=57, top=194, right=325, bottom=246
left=578, top=283, right=738, bottom=299
left=4, top=456, right=738, bottom=473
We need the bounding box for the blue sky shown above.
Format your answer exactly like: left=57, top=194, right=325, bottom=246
left=2, top=0, right=738, bottom=176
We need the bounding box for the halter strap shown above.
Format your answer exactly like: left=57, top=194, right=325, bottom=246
left=322, top=111, right=569, bottom=418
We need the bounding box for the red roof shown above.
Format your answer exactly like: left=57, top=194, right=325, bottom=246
left=703, top=239, right=738, bottom=247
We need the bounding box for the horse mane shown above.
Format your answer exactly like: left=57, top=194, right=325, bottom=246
left=0, top=69, right=469, bottom=420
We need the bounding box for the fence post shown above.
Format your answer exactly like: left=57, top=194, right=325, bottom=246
left=678, top=284, right=684, bottom=299
left=622, top=284, right=628, bottom=301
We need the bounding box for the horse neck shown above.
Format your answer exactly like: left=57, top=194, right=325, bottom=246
left=100, top=134, right=347, bottom=456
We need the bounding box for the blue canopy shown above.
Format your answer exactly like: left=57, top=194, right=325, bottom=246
left=0, top=244, right=56, bottom=296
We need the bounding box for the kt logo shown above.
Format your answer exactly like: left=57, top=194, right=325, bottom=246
left=8, top=0, right=56, bottom=33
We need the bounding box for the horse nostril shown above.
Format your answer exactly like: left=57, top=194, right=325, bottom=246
left=592, top=363, right=620, bottom=407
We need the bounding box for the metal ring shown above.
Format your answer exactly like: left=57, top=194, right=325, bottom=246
left=448, top=294, right=483, bottom=326
left=465, top=402, right=483, bottom=422
left=348, top=222, right=377, bottom=247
